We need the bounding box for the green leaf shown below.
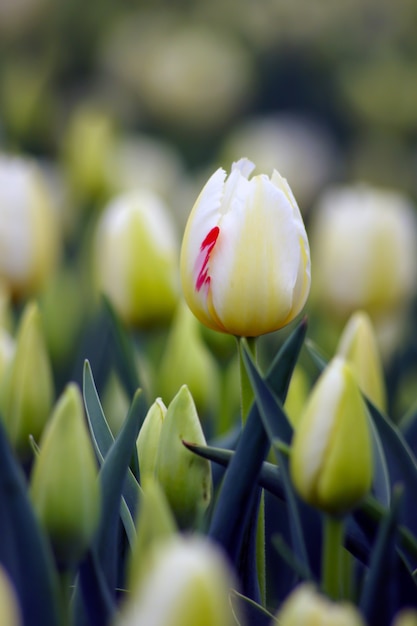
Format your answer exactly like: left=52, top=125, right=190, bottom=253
left=187, top=441, right=417, bottom=573
left=76, top=386, right=146, bottom=625
left=359, top=486, right=404, bottom=624
left=83, top=360, right=141, bottom=544
left=367, top=399, right=417, bottom=535
left=242, top=341, right=312, bottom=579
left=229, top=589, right=276, bottom=626
left=208, top=320, right=307, bottom=596
left=241, top=338, right=293, bottom=445
left=0, top=420, right=60, bottom=626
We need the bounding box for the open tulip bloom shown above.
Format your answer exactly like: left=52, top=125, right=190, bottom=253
left=180, top=158, right=311, bottom=337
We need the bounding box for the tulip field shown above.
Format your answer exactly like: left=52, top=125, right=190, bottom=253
left=1, top=1, right=417, bottom=625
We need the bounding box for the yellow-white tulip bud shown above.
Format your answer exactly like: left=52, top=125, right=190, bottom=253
left=310, top=183, right=417, bottom=319
left=136, top=398, right=167, bottom=478
left=0, top=566, right=22, bottom=626
left=116, top=536, right=239, bottom=626
left=276, top=583, right=365, bottom=626
left=0, top=302, right=54, bottom=462
left=180, top=158, right=311, bottom=337
left=94, top=189, right=180, bottom=328
left=155, top=385, right=211, bottom=528
left=336, top=311, right=387, bottom=413
left=290, top=357, right=373, bottom=515
left=30, top=383, right=101, bottom=568
left=0, top=154, right=59, bottom=298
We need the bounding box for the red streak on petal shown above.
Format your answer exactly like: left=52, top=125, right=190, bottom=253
left=196, top=226, right=220, bottom=292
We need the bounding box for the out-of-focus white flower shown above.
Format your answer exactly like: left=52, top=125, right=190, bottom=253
left=276, top=583, right=366, bottom=626
left=0, top=154, right=59, bottom=298
left=116, top=535, right=240, bottom=626
left=94, top=189, right=180, bottom=328
left=310, top=183, right=417, bottom=320
left=222, top=114, right=339, bottom=209
left=106, top=134, right=185, bottom=199
left=101, top=14, right=254, bottom=133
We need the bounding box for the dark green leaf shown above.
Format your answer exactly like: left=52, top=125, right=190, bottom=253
left=76, top=387, right=146, bottom=625
left=242, top=341, right=312, bottom=579
left=83, top=360, right=141, bottom=544
left=0, top=420, right=60, bottom=626
left=230, top=589, right=275, bottom=626
left=359, top=486, right=403, bottom=625
left=367, top=399, right=417, bottom=535
left=208, top=320, right=307, bottom=595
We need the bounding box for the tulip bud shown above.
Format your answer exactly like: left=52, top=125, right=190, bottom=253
left=0, top=566, right=22, bottom=626
left=0, top=302, right=54, bottom=462
left=155, top=301, right=220, bottom=420
left=180, top=158, right=310, bottom=337
left=155, top=385, right=211, bottom=528
left=94, top=189, right=180, bottom=328
left=30, top=383, right=101, bottom=568
left=336, top=311, right=387, bottom=412
left=290, top=357, right=373, bottom=515
left=310, top=183, right=417, bottom=320
left=276, top=583, right=365, bottom=626
left=136, top=398, right=167, bottom=478
left=0, top=154, right=59, bottom=299
left=116, top=535, right=240, bottom=626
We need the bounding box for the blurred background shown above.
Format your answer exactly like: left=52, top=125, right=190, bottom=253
left=1, top=0, right=417, bottom=421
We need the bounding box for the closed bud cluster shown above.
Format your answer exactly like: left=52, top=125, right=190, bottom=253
left=136, top=386, right=211, bottom=528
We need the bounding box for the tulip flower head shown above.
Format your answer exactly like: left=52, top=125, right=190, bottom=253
left=290, top=357, right=373, bottom=515
left=180, top=159, right=311, bottom=337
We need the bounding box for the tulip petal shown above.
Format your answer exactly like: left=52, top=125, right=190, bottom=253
left=209, top=179, right=303, bottom=335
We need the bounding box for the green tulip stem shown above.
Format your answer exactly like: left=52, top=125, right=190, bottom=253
left=237, top=336, right=265, bottom=604
left=322, top=514, right=345, bottom=600
left=58, top=568, right=74, bottom=626
left=238, top=336, right=257, bottom=424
